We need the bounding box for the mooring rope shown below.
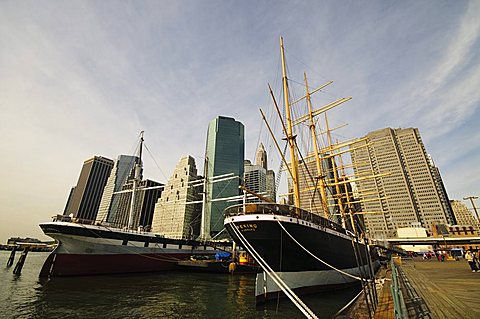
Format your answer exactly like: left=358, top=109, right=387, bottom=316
left=230, top=223, right=318, bottom=319
left=276, top=220, right=369, bottom=282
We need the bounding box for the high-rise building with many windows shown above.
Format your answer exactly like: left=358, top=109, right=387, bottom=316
left=151, top=156, right=202, bottom=239
left=450, top=200, right=479, bottom=233
left=244, top=144, right=276, bottom=203
left=204, top=116, right=244, bottom=237
left=350, top=127, right=453, bottom=238
left=64, top=156, right=114, bottom=221
left=96, top=155, right=138, bottom=224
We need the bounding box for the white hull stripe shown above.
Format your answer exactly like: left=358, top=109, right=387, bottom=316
left=225, top=214, right=353, bottom=241
left=255, top=265, right=370, bottom=297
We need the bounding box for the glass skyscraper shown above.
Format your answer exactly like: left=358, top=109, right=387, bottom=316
left=204, top=116, right=244, bottom=237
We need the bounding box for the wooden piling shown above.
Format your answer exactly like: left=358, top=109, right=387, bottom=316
left=6, top=245, right=18, bottom=267
left=13, top=247, right=29, bottom=275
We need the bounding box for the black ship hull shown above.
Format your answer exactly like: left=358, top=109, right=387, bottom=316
left=224, top=204, right=378, bottom=303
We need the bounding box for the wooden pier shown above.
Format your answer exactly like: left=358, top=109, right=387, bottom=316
left=398, top=258, right=480, bottom=318
left=341, top=258, right=480, bottom=319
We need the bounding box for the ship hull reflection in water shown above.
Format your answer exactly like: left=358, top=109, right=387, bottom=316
left=1, top=252, right=360, bottom=318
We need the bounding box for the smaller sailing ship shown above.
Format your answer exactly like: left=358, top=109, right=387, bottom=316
left=39, top=132, right=223, bottom=277
left=224, top=37, right=379, bottom=304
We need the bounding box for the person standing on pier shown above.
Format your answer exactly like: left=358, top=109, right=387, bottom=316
left=465, top=250, right=478, bottom=272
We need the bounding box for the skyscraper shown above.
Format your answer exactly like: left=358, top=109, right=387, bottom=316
left=204, top=116, right=244, bottom=237
left=96, top=155, right=138, bottom=224
left=244, top=144, right=276, bottom=202
left=350, top=127, right=453, bottom=238
left=151, top=156, right=202, bottom=239
left=256, top=143, right=267, bottom=170
left=64, top=156, right=114, bottom=221
left=112, top=179, right=163, bottom=229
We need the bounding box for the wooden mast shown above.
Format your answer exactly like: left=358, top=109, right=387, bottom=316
left=325, top=114, right=347, bottom=228
left=304, top=72, right=330, bottom=219
left=280, top=37, right=301, bottom=209
left=128, top=131, right=144, bottom=229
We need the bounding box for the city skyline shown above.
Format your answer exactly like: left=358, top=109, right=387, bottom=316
left=1, top=1, right=479, bottom=242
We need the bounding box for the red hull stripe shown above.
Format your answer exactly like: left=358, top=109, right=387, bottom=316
left=46, top=253, right=194, bottom=276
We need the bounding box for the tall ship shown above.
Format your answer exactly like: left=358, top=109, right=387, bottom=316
left=224, top=37, right=379, bottom=304
left=39, top=133, right=223, bottom=277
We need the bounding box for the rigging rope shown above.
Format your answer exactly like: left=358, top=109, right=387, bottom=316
left=80, top=224, right=187, bottom=263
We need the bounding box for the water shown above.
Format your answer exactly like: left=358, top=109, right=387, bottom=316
left=0, top=251, right=359, bottom=318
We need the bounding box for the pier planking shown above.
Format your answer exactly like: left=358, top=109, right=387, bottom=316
left=399, top=258, right=480, bottom=319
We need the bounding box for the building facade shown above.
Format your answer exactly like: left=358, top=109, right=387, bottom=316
left=96, top=155, right=138, bottom=224
left=64, top=156, right=114, bottom=221
left=205, top=116, right=244, bottom=237
left=450, top=200, right=480, bottom=234
left=151, top=156, right=203, bottom=239
left=350, top=127, right=453, bottom=238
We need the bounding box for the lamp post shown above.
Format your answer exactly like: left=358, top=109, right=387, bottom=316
left=463, top=196, right=479, bottom=223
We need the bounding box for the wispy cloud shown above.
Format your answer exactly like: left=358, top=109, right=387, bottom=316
left=0, top=0, right=479, bottom=241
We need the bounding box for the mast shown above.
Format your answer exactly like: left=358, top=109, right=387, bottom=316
left=325, top=114, right=347, bottom=228
left=200, top=156, right=209, bottom=241
left=304, top=72, right=329, bottom=219
left=280, top=37, right=301, bottom=209
left=127, top=131, right=144, bottom=229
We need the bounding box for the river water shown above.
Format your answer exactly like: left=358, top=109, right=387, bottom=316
left=0, top=251, right=359, bottom=318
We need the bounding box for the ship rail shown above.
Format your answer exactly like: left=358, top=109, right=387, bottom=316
left=52, top=214, right=96, bottom=225
left=224, top=203, right=346, bottom=235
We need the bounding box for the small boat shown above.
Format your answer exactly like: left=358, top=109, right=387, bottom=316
left=223, top=37, right=379, bottom=304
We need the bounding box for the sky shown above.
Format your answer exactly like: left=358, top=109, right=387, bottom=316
left=1, top=0, right=479, bottom=243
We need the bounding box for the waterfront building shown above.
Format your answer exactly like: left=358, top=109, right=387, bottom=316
left=112, top=179, right=163, bottom=229
left=204, top=116, right=244, bottom=237
left=96, top=155, right=138, bottom=224
left=450, top=200, right=480, bottom=234
left=350, top=127, right=453, bottom=238
left=64, top=156, right=114, bottom=221
left=151, top=156, right=202, bottom=239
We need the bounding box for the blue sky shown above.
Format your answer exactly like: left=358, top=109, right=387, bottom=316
left=1, top=0, right=479, bottom=242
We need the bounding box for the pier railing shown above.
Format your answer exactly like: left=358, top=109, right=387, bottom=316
left=390, top=259, right=409, bottom=319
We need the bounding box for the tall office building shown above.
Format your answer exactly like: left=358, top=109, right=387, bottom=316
left=244, top=160, right=267, bottom=202
left=112, top=179, right=163, bottom=229
left=350, top=127, right=453, bottom=238
left=428, top=155, right=456, bottom=225
left=96, top=155, right=138, bottom=224
left=205, top=116, right=244, bottom=237
left=64, top=156, right=114, bottom=221
left=152, top=156, right=202, bottom=239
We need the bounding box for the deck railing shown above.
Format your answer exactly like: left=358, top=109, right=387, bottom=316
left=224, top=203, right=347, bottom=235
